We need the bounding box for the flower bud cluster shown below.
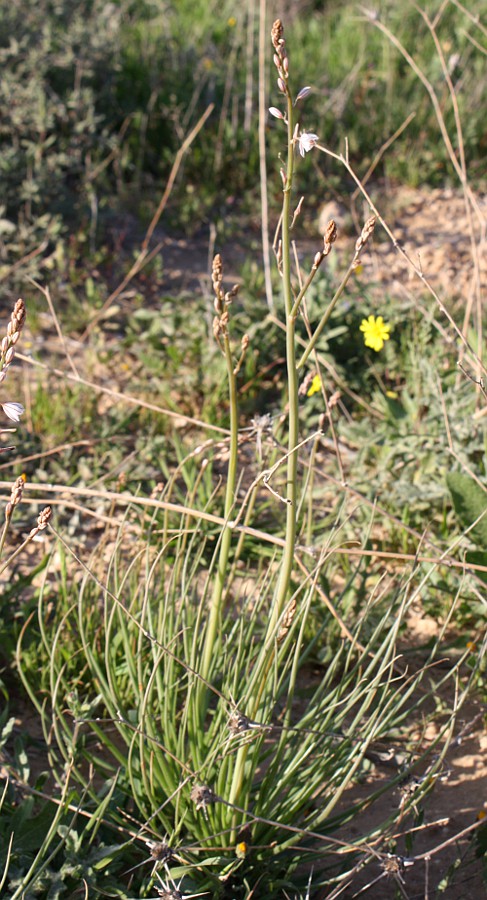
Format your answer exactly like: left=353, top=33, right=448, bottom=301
left=0, top=299, right=26, bottom=384
left=212, top=253, right=240, bottom=345
left=28, top=506, right=52, bottom=538
left=323, top=219, right=338, bottom=255
left=5, top=474, right=25, bottom=519
left=354, top=216, right=376, bottom=266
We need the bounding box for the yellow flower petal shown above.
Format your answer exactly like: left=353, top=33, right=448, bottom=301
left=307, top=374, right=322, bottom=397
left=359, top=314, right=391, bottom=352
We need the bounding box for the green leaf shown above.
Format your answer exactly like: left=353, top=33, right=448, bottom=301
left=465, top=551, right=487, bottom=585
left=446, top=471, right=487, bottom=549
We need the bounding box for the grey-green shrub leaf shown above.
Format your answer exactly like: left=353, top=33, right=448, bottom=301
left=446, top=471, right=487, bottom=549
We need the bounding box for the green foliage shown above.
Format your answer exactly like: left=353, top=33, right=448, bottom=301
left=446, top=471, right=487, bottom=551
left=447, top=471, right=487, bottom=585
left=1, top=5, right=486, bottom=898
left=2, top=0, right=486, bottom=300
left=16, top=506, right=467, bottom=897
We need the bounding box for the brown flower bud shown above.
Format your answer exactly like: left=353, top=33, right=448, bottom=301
left=324, top=219, right=338, bottom=246
left=271, top=19, right=284, bottom=51
left=37, top=506, right=52, bottom=530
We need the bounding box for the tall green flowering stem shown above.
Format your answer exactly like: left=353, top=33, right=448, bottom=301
left=267, top=80, right=298, bottom=642
left=201, top=288, right=239, bottom=684
left=229, top=26, right=301, bottom=823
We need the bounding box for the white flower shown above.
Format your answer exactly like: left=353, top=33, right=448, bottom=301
left=269, top=107, right=284, bottom=119
left=2, top=402, right=24, bottom=422
left=298, top=132, right=319, bottom=156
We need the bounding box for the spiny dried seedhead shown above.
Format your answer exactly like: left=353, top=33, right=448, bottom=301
left=190, top=784, right=217, bottom=812
left=155, top=889, right=182, bottom=900
left=228, top=711, right=252, bottom=735
left=148, top=839, right=174, bottom=863
left=381, top=854, right=414, bottom=878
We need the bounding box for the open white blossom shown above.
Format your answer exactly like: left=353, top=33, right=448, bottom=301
left=2, top=402, right=24, bottom=422
left=298, top=132, right=319, bottom=156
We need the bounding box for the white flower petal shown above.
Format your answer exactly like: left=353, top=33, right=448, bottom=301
left=298, top=132, right=319, bottom=155
left=2, top=402, right=24, bottom=422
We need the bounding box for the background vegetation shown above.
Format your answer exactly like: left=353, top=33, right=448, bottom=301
left=0, top=0, right=486, bottom=897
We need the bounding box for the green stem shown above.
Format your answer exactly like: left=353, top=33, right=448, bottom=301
left=228, top=95, right=299, bottom=826
left=267, top=91, right=298, bottom=636
left=289, top=252, right=324, bottom=320
left=200, top=331, right=239, bottom=683
left=0, top=527, right=37, bottom=577
left=0, top=516, right=11, bottom=558
left=297, top=261, right=356, bottom=369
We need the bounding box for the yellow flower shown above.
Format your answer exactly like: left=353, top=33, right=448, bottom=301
left=236, top=841, right=248, bottom=858
left=307, top=374, right=322, bottom=397
left=228, top=16, right=237, bottom=27
left=360, top=315, right=391, bottom=352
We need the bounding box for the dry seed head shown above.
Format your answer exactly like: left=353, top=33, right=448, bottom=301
left=155, top=889, right=182, bottom=900
left=190, top=784, right=217, bottom=812
left=148, top=839, right=173, bottom=863
left=228, top=711, right=251, bottom=735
